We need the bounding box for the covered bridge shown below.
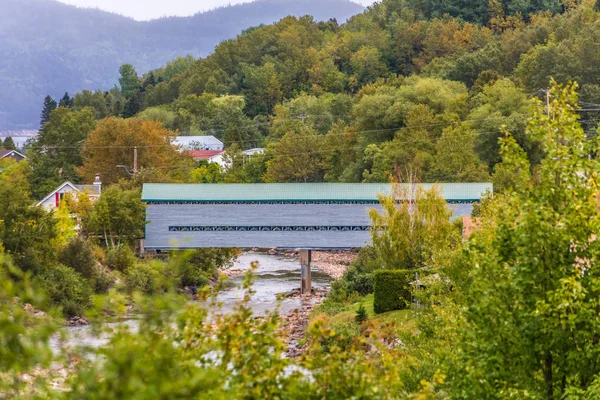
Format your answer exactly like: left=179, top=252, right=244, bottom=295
left=142, top=183, right=491, bottom=250
left=142, top=183, right=492, bottom=293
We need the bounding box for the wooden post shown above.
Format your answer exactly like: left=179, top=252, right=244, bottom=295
left=300, top=250, right=312, bottom=294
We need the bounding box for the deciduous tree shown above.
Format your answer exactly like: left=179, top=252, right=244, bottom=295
left=77, top=118, right=191, bottom=185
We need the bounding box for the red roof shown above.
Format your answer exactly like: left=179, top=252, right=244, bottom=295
left=189, top=150, right=225, bottom=160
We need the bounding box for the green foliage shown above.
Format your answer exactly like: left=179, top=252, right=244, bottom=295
left=34, top=264, right=92, bottom=317
left=370, top=183, right=459, bottom=270
left=106, top=245, right=136, bottom=272
left=59, top=236, right=96, bottom=279
left=189, top=162, right=224, bottom=183
left=173, top=248, right=238, bottom=288
left=447, top=82, right=600, bottom=398
left=0, top=252, right=58, bottom=396
left=2, top=137, right=16, bottom=150
left=355, top=303, right=368, bottom=324
left=28, top=107, right=97, bottom=199
left=373, top=269, right=412, bottom=314
left=40, top=95, right=57, bottom=128
left=124, top=261, right=176, bottom=295
left=73, top=89, right=109, bottom=119
left=429, top=125, right=490, bottom=182
left=0, top=161, right=58, bottom=272
left=264, top=128, right=326, bottom=182
left=83, top=186, right=146, bottom=248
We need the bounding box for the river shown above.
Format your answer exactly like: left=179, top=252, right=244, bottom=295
left=52, top=252, right=332, bottom=351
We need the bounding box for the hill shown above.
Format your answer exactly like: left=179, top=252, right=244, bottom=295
left=0, top=0, right=364, bottom=131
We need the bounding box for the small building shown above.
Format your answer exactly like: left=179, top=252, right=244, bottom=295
left=37, top=175, right=102, bottom=211
left=0, top=149, right=26, bottom=162
left=174, top=136, right=224, bottom=151
left=242, top=148, right=265, bottom=157
left=190, top=150, right=226, bottom=167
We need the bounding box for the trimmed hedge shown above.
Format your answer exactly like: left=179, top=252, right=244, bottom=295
left=373, top=270, right=413, bottom=314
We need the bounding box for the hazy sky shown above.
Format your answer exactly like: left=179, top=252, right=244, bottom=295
left=56, top=0, right=377, bottom=21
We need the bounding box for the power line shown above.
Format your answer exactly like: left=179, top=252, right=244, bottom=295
left=33, top=114, right=587, bottom=151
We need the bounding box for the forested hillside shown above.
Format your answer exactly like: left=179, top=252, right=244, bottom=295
left=0, top=0, right=364, bottom=130
left=38, top=0, right=600, bottom=193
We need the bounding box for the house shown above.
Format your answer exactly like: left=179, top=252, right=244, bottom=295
left=37, top=174, right=102, bottom=211
left=242, top=148, right=265, bottom=157
left=0, top=149, right=26, bottom=162
left=190, top=148, right=265, bottom=169
left=190, top=150, right=226, bottom=167
left=174, top=136, right=224, bottom=151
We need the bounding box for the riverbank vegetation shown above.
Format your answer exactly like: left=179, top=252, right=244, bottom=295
left=0, top=156, right=238, bottom=318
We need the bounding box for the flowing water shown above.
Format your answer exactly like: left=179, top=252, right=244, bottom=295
left=216, top=252, right=331, bottom=315
left=52, top=252, right=332, bottom=351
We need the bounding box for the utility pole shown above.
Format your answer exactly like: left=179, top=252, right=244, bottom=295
left=133, top=146, right=138, bottom=176
left=546, top=89, right=551, bottom=118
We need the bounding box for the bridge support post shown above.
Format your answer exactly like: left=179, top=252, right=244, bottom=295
left=300, top=250, right=312, bottom=294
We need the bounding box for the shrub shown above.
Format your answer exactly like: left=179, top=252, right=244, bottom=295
left=177, top=262, right=210, bottom=287
left=355, top=304, right=368, bottom=324
left=34, top=265, right=92, bottom=317
left=373, top=270, right=413, bottom=314
left=107, top=245, right=136, bottom=272
left=171, top=248, right=238, bottom=288
left=59, top=237, right=96, bottom=279
left=125, top=263, right=160, bottom=294
left=91, top=266, right=115, bottom=294
left=125, top=261, right=176, bottom=295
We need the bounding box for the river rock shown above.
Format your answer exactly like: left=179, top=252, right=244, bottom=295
left=66, top=316, right=89, bottom=326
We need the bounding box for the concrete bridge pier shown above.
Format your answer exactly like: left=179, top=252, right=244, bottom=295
left=300, top=250, right=312, bottom=294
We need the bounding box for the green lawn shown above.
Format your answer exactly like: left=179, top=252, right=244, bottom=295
left=325, top=294, right=413, bottom=329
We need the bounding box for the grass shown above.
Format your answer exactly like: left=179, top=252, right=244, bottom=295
left=324, top=294, right=414, bottom=330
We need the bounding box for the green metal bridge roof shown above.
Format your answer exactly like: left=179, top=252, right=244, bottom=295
left=142, top=183, right=492, bottom=203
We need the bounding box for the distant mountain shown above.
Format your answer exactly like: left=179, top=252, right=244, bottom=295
left=0, top=0, right=364, bottom=131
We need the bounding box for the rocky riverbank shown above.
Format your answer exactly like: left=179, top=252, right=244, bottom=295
left=279, top=288, right=328, bottom=358
left=221, top=249, right=357, bottom=357
left=222, top=249, right=356, bottom=280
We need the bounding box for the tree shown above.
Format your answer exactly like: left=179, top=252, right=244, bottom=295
left=428, top=125, right=490, bottom=182
left=28, top=107, right=96, bottom=199
left=40, top=95, right=57, bottom=128
left=119, top=64, right=141, bottom=99
left=59, top=92, right=73, bottom=108
left=2, top=137, right=16, bottom=151
left=369, top=182, right=459, bottom=271
left=119, top=64, right=142, bottom=118
left=350, top=46, right=389, bottom=87
left=77, top=118, right=190, bottom=185
left=448, top=82, right=600, bottom=398
left=264, top=128, right=325, bottom=183
left=83, top=185, right=146, bottom=248
left=469, top=78, right=537, bottom=168
left=0, top=161, right=58, bottom=271
left=73, top=90, right=109, bottom=119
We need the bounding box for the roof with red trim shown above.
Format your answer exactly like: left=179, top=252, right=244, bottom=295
left=189, top=150, right=225, bottom=160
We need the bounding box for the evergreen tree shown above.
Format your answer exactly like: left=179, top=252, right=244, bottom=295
left=119, top=64, right=141, bottom=99
left=143, top=72, right=157, bottom=88
left=2, top=137, right=16, bottom=151
left=40, top=95, right=57, bottom=128
left=59, top=92, right=73, bottom=108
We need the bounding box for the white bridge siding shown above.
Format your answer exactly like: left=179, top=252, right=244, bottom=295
left=144, top=202, right=475, bottom=250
